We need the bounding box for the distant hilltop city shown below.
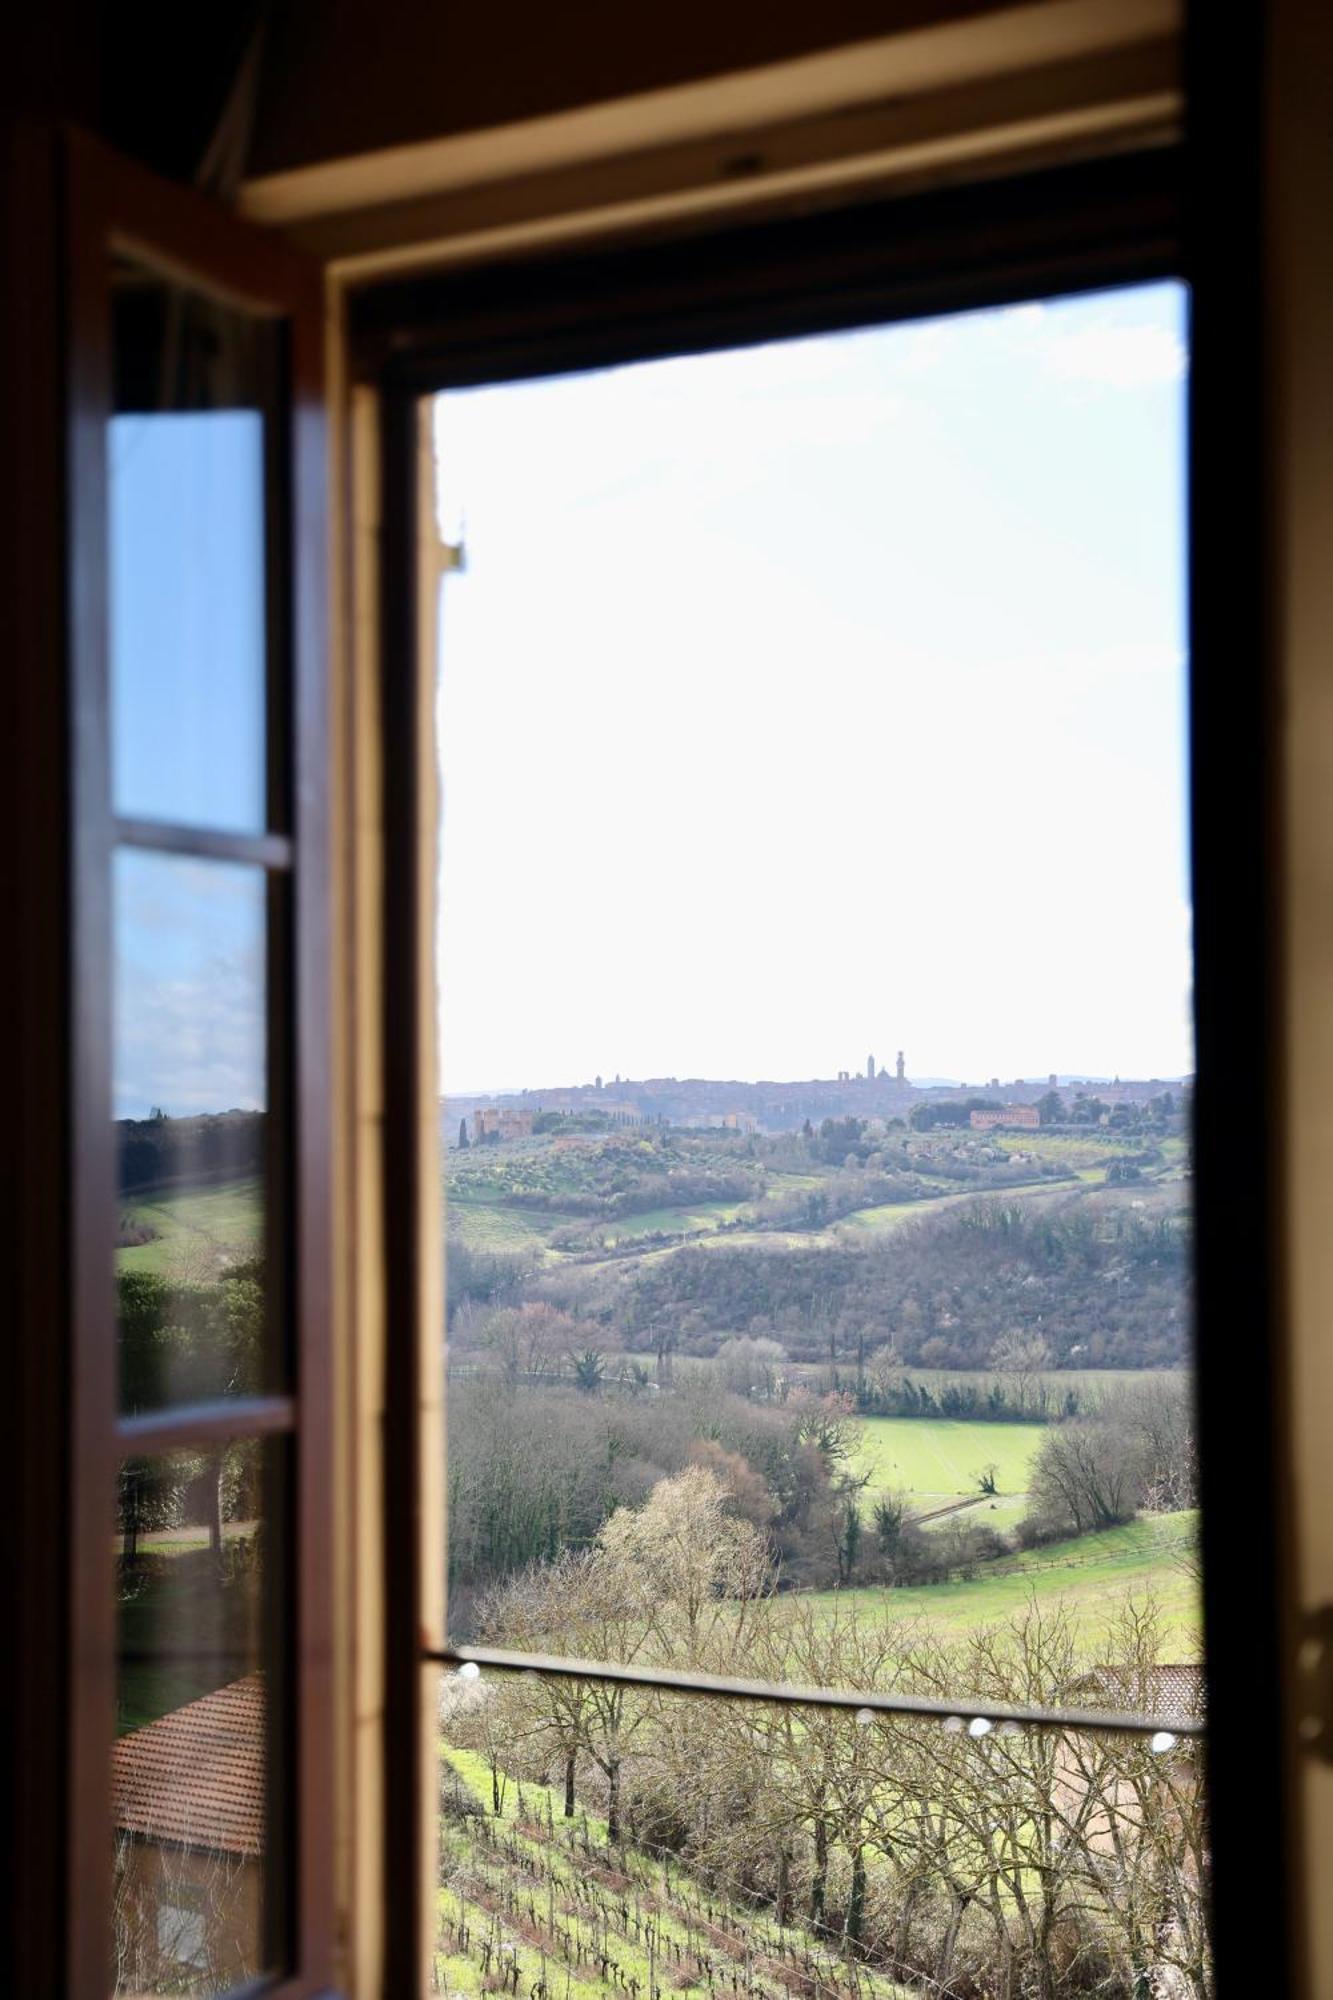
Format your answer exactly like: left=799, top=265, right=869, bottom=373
left=445, top=1055, right=1189, bottom=1145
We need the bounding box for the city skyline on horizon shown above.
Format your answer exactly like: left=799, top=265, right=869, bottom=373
left=442, top=1054, right=1191, bottom=1102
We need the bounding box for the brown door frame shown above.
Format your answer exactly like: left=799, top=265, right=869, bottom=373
left=59, top=129, right=334, bottom=1997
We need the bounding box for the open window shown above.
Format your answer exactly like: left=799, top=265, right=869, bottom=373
left=355, top=142, right=1290, bottom=1998
left=5, top=11, right=1300, bottom=1994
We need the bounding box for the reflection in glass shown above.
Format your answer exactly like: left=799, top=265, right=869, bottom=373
left=114, top=850, right=270, bottom=1411
left=113, top=1443, right=277, bottom=1994
left=109, top=259, right=271, bottom=834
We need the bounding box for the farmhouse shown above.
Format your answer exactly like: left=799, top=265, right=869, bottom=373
left=112, top=1677, right=264, bottom=1992
left=471, top=1107, right=536, bottom=1142
left=970, top=1104, right=1041, bottom=1131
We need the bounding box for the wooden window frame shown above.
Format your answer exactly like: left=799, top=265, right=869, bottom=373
left=0, top=12, right=1290, bottom=1993
left=357, top=107, right=1297, bottom=1998
left=58, top=130, right=335, bottom=1997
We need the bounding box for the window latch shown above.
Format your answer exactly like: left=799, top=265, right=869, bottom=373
left=1296, top=1606, right=1333, bottom=1760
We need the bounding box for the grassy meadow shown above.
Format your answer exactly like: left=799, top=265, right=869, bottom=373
left=116, top=1130, right=1197, bottom=1674
left=852, top=1416, right=1046, bottom=1516
left=118, top=1174, right=262, bottom=1276
left=808, top=1511, right=1202, bottom=1659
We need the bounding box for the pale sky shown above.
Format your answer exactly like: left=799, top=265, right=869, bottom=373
left=111, top=411, right=269, bottom=1122
left=433, top=284, right=1190, bottom=1097
left=108, top=283, right=1191, bottom=1124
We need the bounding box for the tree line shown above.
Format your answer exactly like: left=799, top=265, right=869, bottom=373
left=117, top=1108, right=265, bottom=1195
left=583, top=1201, right=1190, bottom=1373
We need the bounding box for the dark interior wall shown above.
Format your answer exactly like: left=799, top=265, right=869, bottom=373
left=5, top=5, right=100, bottom=126
left=247, top=0, right=1015, bottom=178
left=6, top=2, right=1020, bottom=187
left=4, top=3, right=265, bottom=182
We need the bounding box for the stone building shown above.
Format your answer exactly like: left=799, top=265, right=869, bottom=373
left=471, top=1106, right=536, bottom=1141
left=970, top=1104, right=1041, bottom=1131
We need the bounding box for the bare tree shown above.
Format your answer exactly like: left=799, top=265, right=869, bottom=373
left=595, top=1463, right=774, bottom=1669
left=990, top=1330, right=1052, bottom=1415
left=1028, top=1418, right=1141, bottom=1534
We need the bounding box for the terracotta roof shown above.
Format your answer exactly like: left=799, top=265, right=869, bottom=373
left=1074, top=1664, right=1206, bottom=1723
left=112, top=1675, right=265, bottom=1858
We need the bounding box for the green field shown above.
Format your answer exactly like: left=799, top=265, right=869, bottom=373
left=118, top=1176, right=262, bottom=1276
left=598, top=1199, right=748, bottom=1243
left=983, top=1132, right=1142, bottom=1171
left=834, top=1197, right=941, bottom=1235
left=437, top=1124, right=1184, bottom=1297
left=446, top=1196, right=572, bottom=1253
left=853, top=1415, right=1047, bottom=1512
left=809, top=1511, right=1202, bottom=1658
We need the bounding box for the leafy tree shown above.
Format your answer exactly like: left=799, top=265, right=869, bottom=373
left=872, top=1490, right=907, bottom=1558
left=835, top=1494, right=862, bottom=1584
left=571, top=1348, right=606, bottom=1394
left=117, top=1454, right=193, bottom=1560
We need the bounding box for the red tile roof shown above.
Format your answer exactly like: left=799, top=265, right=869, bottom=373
left=1075, top=1664, right=1206, bottom=1723
left=112, top=1675, right=265, bottom=1858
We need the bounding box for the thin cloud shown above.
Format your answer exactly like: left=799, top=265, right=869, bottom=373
left=114, top=855, right=266, bottom=1118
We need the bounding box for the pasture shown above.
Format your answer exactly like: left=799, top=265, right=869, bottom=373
left=811, top=1511, right=1202, bottom=1659
left=447, top=1196, right=569, bottom=1253
left=118, top=1175, right=262, bottom=1276
left=598, top=1200, right=748, bottom=1244
left=852, top=1416, right=1046, bottom=1513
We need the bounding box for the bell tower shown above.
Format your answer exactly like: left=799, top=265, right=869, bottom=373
left=896, top=1050, right=906, bottom=1083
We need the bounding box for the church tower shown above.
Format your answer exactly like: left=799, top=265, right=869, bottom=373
left=896, top=1050, right=906, bottom=1083
left=867, top=1054, right=876, bottom=1080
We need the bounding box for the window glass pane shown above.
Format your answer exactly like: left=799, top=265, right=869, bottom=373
left=109, top=259, right=271, bottom=833
left=436, top=1667, right=1209, bottom=1997
left=433, top=284, right=1204, bottom=1993
left=115, top=849, right=272, bottom=1410
left=114, top=1442, right=282, bottom=1993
